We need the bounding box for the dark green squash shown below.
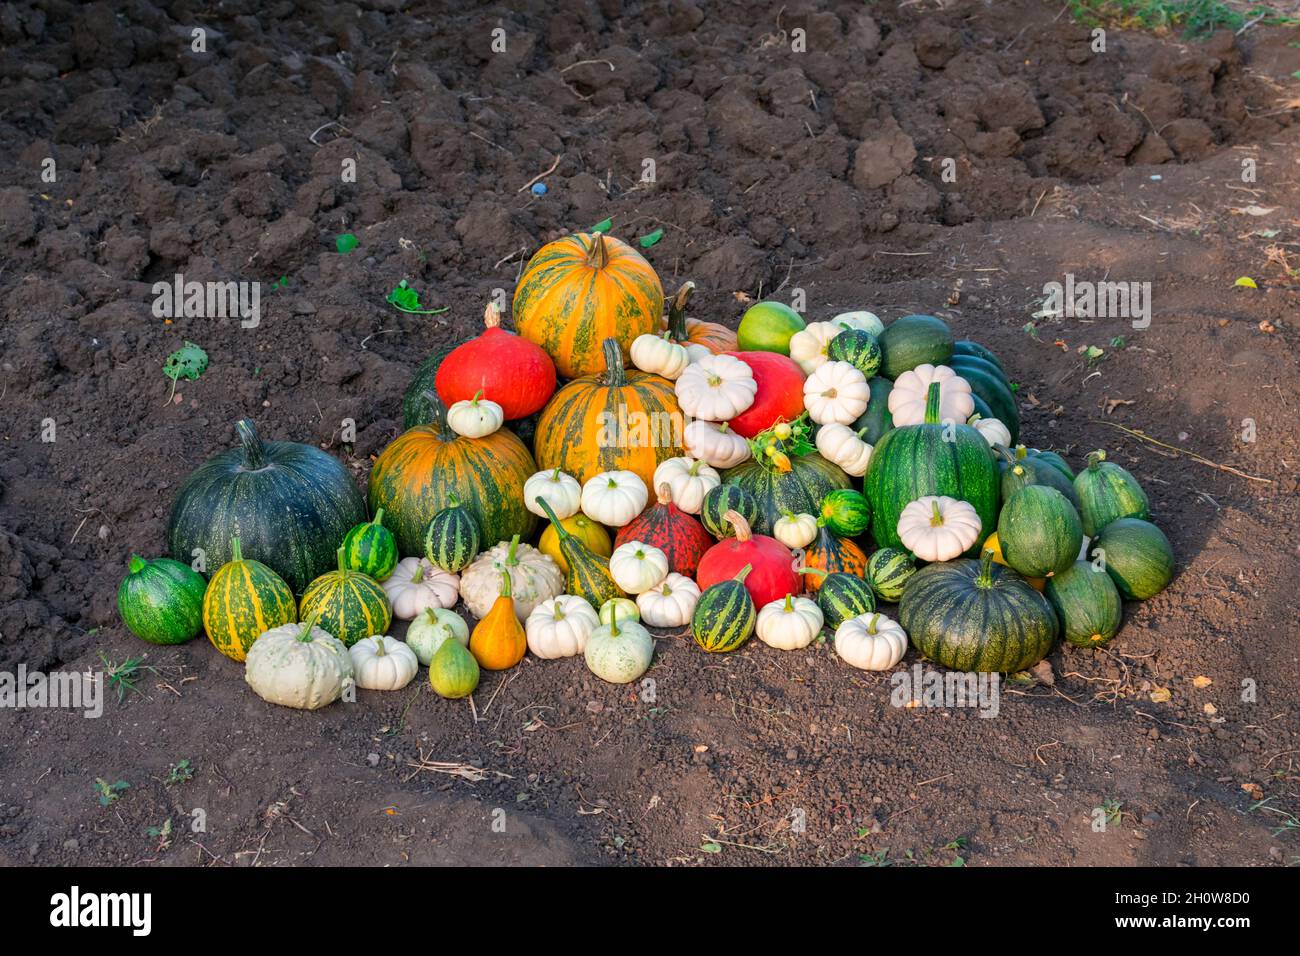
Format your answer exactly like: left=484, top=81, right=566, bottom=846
left=167, top=419, right=368, bottom=594
left=1090, top=518, right=1173, bottom=600
left=1007, top=444, right=1074, bottom=481
left=340, top=509, right=399, bottom=581
left=801, top=567, right=875, bottom=630
left=1046, top=561, right=1122, bottom=647
left=423, top=497, right=481, bottom=573
left=117, top=555, right=207, bottom=645
left=701, top=484, right=761, bottom=539
left=953, top=340, right=1005, bottom=373
left=862, top=383, right=999, bottom=553
left=298, top=547, right=393, bottom=647
left=819, top=488, right=871, bottom=537
left=997, top=485, right=1083, bottom=578
left=1073, top=450, right=1149, bottom=536
left=402, top=346, right=455, bottom=429
left=692, top=565, right=756, bottom=653
left=900, top=550, right=1058, bottom=672
left=721, top=452, right=850, bottom=536
left=949, top=356, right=1019, bottom=444
left=999, top=452, right=1081, bottom=510
left=826, top=328, right=882, bottom=378
left=866, top=548, right=916, bottom=602
left=878, top=314, right=954, bottom=379
left=850, top=377, right=894, bottom=446
left=535, top=497, right=623, bottom=607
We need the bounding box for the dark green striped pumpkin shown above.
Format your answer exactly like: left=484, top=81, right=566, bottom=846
left=202, top=537, right=297, bottom=662
left=949, top=356, right=1019, bottom=444
left=826, top=328, right=882, bottom=378
left=1090, top=518, right=1173, bottom=600
left=423, top=498, right=481, bottom=573
left=535, top=497, right=624, bottom=607
left=997, top=486, right=1083, bottom=578
left=1008, top=444, right=1074, bottom=481
left=900, top=551, right=1058, bottom=673
left=340, top=509, right=398, bottom=581
left=701, top=484, right=760, bottom=539
left=402, top=345, right=455, bottom=429
left=953, top=340, right=1004, bottom=373
left=878, top=314, right=954, bottom=379
left=692, top=565, right=756, bottom=653
left=803, top=568, right=875, bottom=630
left=117, top=555, right=207, bottom=645
left=1073, top=450, right=1149, bottom=537
left=167, top=419, right=367, bottom=594
left=866, top=548, right=916, bottom=602
left=863, top=382, right=999, bottom=553
left=721, top=452, right=850, bottom=536
left=298, top=548, right=392, bottom=647
left=819, top=488, right=871, bottom=537
left=1046, top=561, right=1122, bottom=647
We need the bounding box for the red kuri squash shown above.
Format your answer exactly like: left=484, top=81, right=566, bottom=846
left=725, top=351, right=806, bottom=438
left=435, top=301, right=557, bottom=419
left=696, top=510, right=798, bottom=609
left=614, top=483, right=713, bottom=578
left=661, top=281, right=739, bottom=354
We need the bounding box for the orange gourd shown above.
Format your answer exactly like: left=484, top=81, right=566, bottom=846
left=469, top=569, right=527, bottom=670
left=801, top=521, right=868, bottom=593
left=661, top=281, right=738, bottom=354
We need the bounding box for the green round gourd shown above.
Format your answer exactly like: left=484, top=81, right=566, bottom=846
left=999, top=456, right=1080, bottom=510
left=299, top=548, right=392, bottom=647
left=819, top=488, right=871, bottom=537
left=900, top=551, right=1058, bottom=673
left=803, top=568, right=875, bottom=630
left=117, top=555, right=207, bottom=645
left=340, top=509, right=399, bottom=581
left=701, top=484, right=760, bottom=539
left=1006, top=444, right=1073, bottom=481
left=1073, top=450, right=1149, bottom=537
left=202, top=537, right=298, bottom=662
left=423, top=498, right=481, bottom=573
left=866, top=548, right=916, bottom=602
left=1046, top=561, right=1122, bottom=648
left=428, top=634, right=480, bottom=698
left=997, top=485, right=1083, bottom=579
left=826, top=328, right=882, bottom=378
left=849, top=377, right=894, bottom=445
left=692, top=565, right=756, bottom=652
left=1090, top=518, right=1174, bottom=600
left=877, top=314, right=954, bottom=379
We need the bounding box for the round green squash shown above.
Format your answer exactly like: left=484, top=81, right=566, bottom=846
left=117, top=555, right=207, bottom=645
left=340, top=509, right=398, bottom=581
left=900, top=551, right=1058, bottom=673
left=997, top=485, right=1083, bottom=578
left=819, top=488, right=871, bottom=537
left=299, top=548, right=392, bottom=647
left=1007, top=444, right=1074, bottom=481
left=877, top=314, right=954, bottom=379
left=826, top=328, right=882, bottom=378
left=1090, top=518, right=1173, bottom=600
left=1073, top=450, right=1149, bottom=537
left=721, top=452, right=850, bottom=536
left=692, top=565, right=756, bottom=652
left=866, top=548, right=917, bottom=602
left=849, top=377, right=894, bottom=446
left=802, top=567, right=876, bottom=630
left=428, top=633, right=480, bottom=699
left=701, top=484, right=760, bottom=539
left=167, top=419, right=368, bottom=594
left=423, top=498, right=481, bottom=573
left=1046, top=561, right=1122, bottom=648
left=999, top=456, right=1081, bottom=511
left=202, top=537, right=298, bottom=662
left=949, top=356, right=1019, bottom=444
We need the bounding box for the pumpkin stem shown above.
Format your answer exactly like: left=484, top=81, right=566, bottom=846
left=585, top=231, right=610, bottom=270
left=656, top=482, right=673, bottom=506
left=783, top=594, right=793, bottom=613
left=922, top=382, right=943, bottom=426
left=505, top=533, right=521, bottom=567
left=795, top=566, right=827, bottom=579
left=470, top=389, right=484, bottom=405
left=667, top=280, right=695, bottom=341
left=374, top=635, right=388, bottom=656
left=421, top=389, right=451, bottom=437
left=498, top=567, right=512, bottom=599
left=550, top=468, right=563, bottom=482
left=234, top=419, right=268, bottom=470
left=336, top=547, right=348, bottom=578
left=976, top=548, right=996, bottom=587
left=733, top=563, right=753, bottom=584
left=866, top=613, right=879, bottom=635
left=1014, top=444, right=1028, bottom=461
left=1087, top=450, right=1107, bottom=470
left=553, top=602, right=565, bottom=621
left=371, top=507, right=385, bottom=528
left=534, top=496, right=569, bottom=538
left=601, top=338, right=627, bottom=389
left=229, top=536, right=243, bottom=564
left=297, top=609, right=322, bottom=642
left=723, top=509, right=753, bottom=542
left=929, top=500, right=945, bottom=527
left=483, top=300, right=502, bottom=330
left=127, top=554, right=147, bottom=574
left=411, top=561, right=425, bottom=583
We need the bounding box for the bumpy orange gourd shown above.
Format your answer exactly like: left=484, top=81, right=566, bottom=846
left=800, top=521, right=868, bottom=593
left=660, top=281, right=738, bottom=354
left=469, top=569, right=527, bottom=670
left=513, top=232, right=664, bottom=379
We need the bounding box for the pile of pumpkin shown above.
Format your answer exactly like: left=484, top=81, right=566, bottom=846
left=117, top=231, right=1173, bottom=710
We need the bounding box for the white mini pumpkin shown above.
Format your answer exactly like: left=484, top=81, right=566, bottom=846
left=674, top=353, right=757, bottom=421
left=580, top=470, right=648, bottom=527
left=897, top=495, right=982, bottom=562
left=446, top=390, right=505, bottom=438
left=404, top=607, right=469, bottom=665
left=460, top=535, right=564, bottom=621
left=829, top=311, right=885, bottom=337
left=684, top=420, right=751, bottom=469
left=636, top=573, right=700, bottom=628
left=773, top=511, right=818, bottom=550
left=834, top=612, right=908, bottom=670
left=245, top=615, right=354, bottom=710
left=599, top=597, right=640, bottom=625
left=804, top=361, right=870, bottom=425
left=609, top=540, right=670, bottom=594
left=787, top=321, right=843, bottom=375
left=889, top=364, right=974, bottom=426
left=815, top=423, right=873, bottom=477
left=756, top=594, right=824, bottom=650
left=631, top=332, right=690, bottom=380
left=383, top=557, right=459, bottom=620
left=525, top=594, right=599, bottom=659
left=968, top=414, right=1012, bottom=449
left=584, top=615, right=655, bottom=684
left=524, top=468, right=582, bottom=520
left=349, top=634, right=419, bottom=690
left=653, top=456, right=720, bottom=514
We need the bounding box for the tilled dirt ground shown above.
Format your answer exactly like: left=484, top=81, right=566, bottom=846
left=1, top=0, right=1298, bottom=866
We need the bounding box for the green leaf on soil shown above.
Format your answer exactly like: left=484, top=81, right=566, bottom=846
left=335, top=233, right=358, bottom=254
left=590, top=217, right=613, bottom=234
left=639, top=228, right=664, bottom=248
left=386, top=280, right=449, bottom=316
left=700, top=842, right=722, bottom=854
left=163, top=342, right=208, bottom=382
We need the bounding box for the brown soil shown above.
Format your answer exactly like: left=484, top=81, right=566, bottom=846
left=1, top=0, right=1298, bottom=867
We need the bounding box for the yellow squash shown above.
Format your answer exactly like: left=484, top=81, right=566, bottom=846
left=538, top=513, right=612, bottom=574
left=469, top=569, right=527, bottom=671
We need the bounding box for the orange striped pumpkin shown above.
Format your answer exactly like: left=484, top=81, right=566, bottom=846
left=368, top=394, right=538, bottom=556
left=661, top=281, right=738, bottom=354
left=514, top=232, right=664, bottom=379
left=534, top=338, right=684, bottom=491
left=801, top=523, right=868, bottom=593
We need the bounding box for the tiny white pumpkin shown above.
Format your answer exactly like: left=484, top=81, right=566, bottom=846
left=888, top=364, right=974, bottom=426
left=897, top=495, right=982, bottom=562
left=787, top=321, right=849, bottom=375
left=803, top=360, right=870, bottom=425
left=446, top=390, right=505, bottom=438
left=829, top=311, right=885, bottom=337
left=404, top=607, right=469, bottom=665
left=834, top=612, right=908, bottom=670
left=244, top=614, right=354, bottom=710
left=382, top=557, right=459, bottom=620
left=525, top=594, right=599, bottom=659
left=683, top=420, right=751, bottom=469
left=773, top=511, right=818, bottom=550
left=609, top=540, right=670, bottom=594
left=584, top=615, right=655, bottom=684
left=580, top=470, right=648, bottom=527
left=636, top=573, right=700, bottom=628
left=968, top=414, right=1012, bottom=449
left=349, top=634, right=419, bottom=690
left=631, top=332, right=690, bottom=380
left=653, top=456, right=720, bottom=514
left=756, top=594, right=824, bottom=650
left=674, top=353, right=757, bottom=421
left=815, top=423, right=873, bottom=477
left=684, top=342, right=713, bottom=364
left=524, top=468, right=582, bottom=520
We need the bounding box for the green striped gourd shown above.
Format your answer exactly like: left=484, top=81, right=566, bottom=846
left=202, top=537, right=297, bottom=662
left=825, top=328, right=882, bottom=377
left=1046, top=561, right=1122, bottom=647
left=721, top=451, right=850, bottom=536
left=534, top=497, right=624, bottom=607
left=423, top=497, right=481, bottom=573
left=340, top=509, right=399, bottom=581
left=1090, top=518, right=1173, bottom=600
left=1073, top=450, right=1149, bottom=536
left=298, top=548, right=392, bottom=647
left=800, top=567, right=876, bottom=630
left=117, top=555, right=207, bottom=645
left=701, top=484, right=760, bottom=539
left=997, top=485, right=1083, bottom=578
left=819, top=488, right=871, bottom=537
left=866, top=548, right=916, bottom=602
left=692, top=564, right=756, bottom=652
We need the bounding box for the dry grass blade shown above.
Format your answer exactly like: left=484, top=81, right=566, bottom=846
left=403, top=748, right=513, bottom=784
left=1091, top=420, right=1272, bottom=483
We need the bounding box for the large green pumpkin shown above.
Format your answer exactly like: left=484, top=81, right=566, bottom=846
left=1090, top=518, right=1173, bottom=600
left=167, top=419, right=367, bottom=594
left=862, top=383, right=998, bottom=553
left=1046, top=561, right=1122, bottom=647
left=900, top=551, right=1058, bottom=672
left=368, top=396, right=538, bottom=557
left=1073, top=450, right=1149, bottom=536
left=997, top=485, right=1083, bottom=578
left=722, top=453, right=850, bottom=536
left=117, top=555, right=207, bottom=645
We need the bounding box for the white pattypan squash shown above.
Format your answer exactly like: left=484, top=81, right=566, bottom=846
left=683, top=420, right=752, bottom=469
left=446, top=390, right=504, bottom=438
left=804, top=360, right=870, bottom=425
left=609, top=540, right=670, bottom=594
left=968, top=414, right=1011, bottom=449
left=383, top=557, right=459, bottom=620
left=888, top=364, right=974, bottom=426
left=580, top=470, right=648, bottom=527
left=897, top=495, right=982, bottom=562
left=636, top=573, right=700, bottom=628
left=773, top=511, right=818, bottom=550
left=404, top=607, right=469, bottom=665
left=834, top=612, right=908, bottom=671
left=349, top=634, right=419, bottom=690
left=525, top=594, right=599, bottom=659
left=584, top=615, right=655, bottom=684
left=653, top=456, right=720, bottom=514
left=460, top=534, right=564, bottom=621
left=815, top=423, right=873, bottom=477
left=674, top=353, right=757, bottom=421
left=524, top=468, right=582, bottom=520
left=631, top=332, right=690, bottom=380
left=756, top=594, right=824, bottom=650
left=787, top=321, right=842, bottom=375
left=245, top=614, right=354, bottom=710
